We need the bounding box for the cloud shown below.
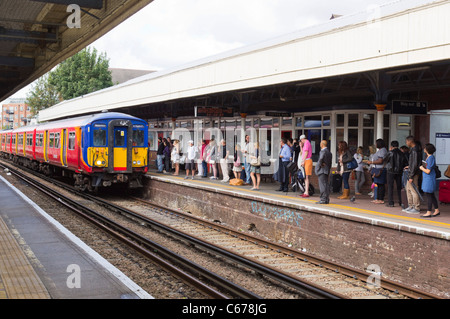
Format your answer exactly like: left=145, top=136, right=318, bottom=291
left=4, top=0, right=393, bottom=103
left=91, top=0, right=391, bottom=71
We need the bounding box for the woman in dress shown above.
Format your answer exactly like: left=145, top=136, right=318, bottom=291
left=250, top=142, right=261, bottom=190
left=171, top=140, right=180, bottom=175
left=232, top=144, right=243, bottom=180
left=419, top=143, right=440, bottom=218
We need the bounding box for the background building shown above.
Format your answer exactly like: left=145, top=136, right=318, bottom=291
left=1, top=98, right=31, bottom=129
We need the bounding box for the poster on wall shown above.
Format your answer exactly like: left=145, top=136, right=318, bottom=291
left=435, top=133, right=450, bottom=165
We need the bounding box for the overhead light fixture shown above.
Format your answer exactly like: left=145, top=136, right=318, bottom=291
left=295, top=80, right=324, bottom=87
left=385, top=66, right=430, bottom=74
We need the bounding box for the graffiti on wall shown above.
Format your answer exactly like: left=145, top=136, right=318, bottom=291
left=250, top=201, right=303, bottom=227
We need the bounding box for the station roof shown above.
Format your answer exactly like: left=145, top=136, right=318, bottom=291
left=0, top=0, right=153, bottom=102
left=39, top=0, right=450, bottom=122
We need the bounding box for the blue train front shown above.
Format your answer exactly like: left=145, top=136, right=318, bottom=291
left=78, top=112, right=149, bottom=190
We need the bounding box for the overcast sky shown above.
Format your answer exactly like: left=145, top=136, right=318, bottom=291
left=4, top=0, right=393, bottom=103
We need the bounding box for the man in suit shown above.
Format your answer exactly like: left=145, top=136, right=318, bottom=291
left=315, top=140, right=332, bottom=204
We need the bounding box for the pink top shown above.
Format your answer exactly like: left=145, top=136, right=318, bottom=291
left=302, top=139, right=312, bottom=161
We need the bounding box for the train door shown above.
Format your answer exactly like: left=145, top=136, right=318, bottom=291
left=44, top=131, right=49, bottom=162
left=113, top=126, right=128, bottom=171
left=61, top=129, right=67, bottom=166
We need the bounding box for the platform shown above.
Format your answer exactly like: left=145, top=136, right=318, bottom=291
left=0, top=174, right=152, bottom=299
left=146, top=170, right=450, bottom=239
left=143, top=169, right=450, bottom=297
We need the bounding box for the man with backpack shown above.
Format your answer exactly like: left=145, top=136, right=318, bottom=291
left=386, top=140, right=408, bottom=207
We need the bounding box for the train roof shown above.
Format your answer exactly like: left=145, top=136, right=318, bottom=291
left=0, top=112, right=147, bottom=134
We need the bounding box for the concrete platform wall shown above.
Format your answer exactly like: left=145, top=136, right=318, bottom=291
left=142, top=177, right=449, bottom=297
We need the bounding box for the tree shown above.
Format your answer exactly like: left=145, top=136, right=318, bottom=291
left=25, top=74, right=61, bottom=116
left=48, top=47, right=113, bottom=100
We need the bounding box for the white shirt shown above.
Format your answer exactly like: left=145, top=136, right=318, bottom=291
left=354, top=153, right=364, bottom=172
left=244, top=142, right=253, bottom=162
left=187, top=145, right=197, bottom=160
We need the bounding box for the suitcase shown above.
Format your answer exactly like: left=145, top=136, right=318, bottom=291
left=331, top=174, right=342, bottom=193
left=439, top=180, right=450, bottom=204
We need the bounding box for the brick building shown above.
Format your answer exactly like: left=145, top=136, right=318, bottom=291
left=1, top=98, right=31, bottom=129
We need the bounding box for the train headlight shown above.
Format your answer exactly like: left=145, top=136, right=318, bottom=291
left=133, top=161, right=137, bottom=165
left=137, top=161, right=141, bottom=165
left=96, top=160, right=102, bottom=166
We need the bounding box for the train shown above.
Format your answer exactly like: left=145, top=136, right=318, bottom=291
left=0, top=112, right=149, bottom=191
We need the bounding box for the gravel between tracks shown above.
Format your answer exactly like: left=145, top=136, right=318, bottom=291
left=0, top=168, right=304, bottom=299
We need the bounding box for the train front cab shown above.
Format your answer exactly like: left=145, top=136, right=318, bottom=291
left=81, top=116, right=148, bottom=189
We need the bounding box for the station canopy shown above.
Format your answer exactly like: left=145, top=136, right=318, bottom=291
left=0, top=0, right=153, bottom=101
left=38, top=0, right=450, bottom=122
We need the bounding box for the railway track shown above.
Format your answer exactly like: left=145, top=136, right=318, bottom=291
left=110, top=197, right=442, bottom=300
left=0, top=160, right=441, bottom=299
left=0, top=162, right=257, bottom=299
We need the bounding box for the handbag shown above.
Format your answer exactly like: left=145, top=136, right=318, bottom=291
left=250, top=156, right=260, bottom=166
left=250, top=149, right=260, bottom=166
left=435, top=166, right=441, bottom=179
left=445, top=165, right=450, bottom=178
left=234, top=155, right=241, bottom=167
left=371, top=168, right=382, bottom=178
left=346, top=158, right=358, bottom=170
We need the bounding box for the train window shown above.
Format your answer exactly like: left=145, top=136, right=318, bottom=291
left=68, top=132, right=76, bottom=150
left=54, top=133, right=60, bottom=149
left=49, top=133, right=54, bottom=148
left=132, top=130, right=145, bottom=147
left=93, top=129, right=106, bottom=147
left=18, top=134, right=23, bottom=146
left=115, top=129, right=125, bottom=147
left=35, top=133, right=43, bottom=147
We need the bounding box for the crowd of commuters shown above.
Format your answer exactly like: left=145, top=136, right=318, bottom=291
left=155, top=134, right=442, bottom=218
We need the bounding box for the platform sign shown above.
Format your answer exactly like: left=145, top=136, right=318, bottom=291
left=436, top=133, right=450, bottom=165
left=392, top=100, right=428, bottom=115
left=194, top=106, right=234, bottom=118
left=265, top=112, right=292, bottom=117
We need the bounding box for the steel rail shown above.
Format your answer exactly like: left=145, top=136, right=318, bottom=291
left=133, top=198, right=443, bottom=300
left=2, top=159, right=441, bottom=299
left=77, top=194, right=346, bottom=299
left=0, top=163, right=260, bottom=299
left=0, top=161, right=344, bottom=299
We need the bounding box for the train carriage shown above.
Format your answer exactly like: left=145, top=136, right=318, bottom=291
left=0, top=112, right=148, bottom=191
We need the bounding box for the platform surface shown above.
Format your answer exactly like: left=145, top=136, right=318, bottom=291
left=147, top=170, right=450, bottom=240
left=0, top=174, right=152, bottom=299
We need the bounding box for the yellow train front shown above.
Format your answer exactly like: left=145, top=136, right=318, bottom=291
left=78, top=113, right=149, bottom=191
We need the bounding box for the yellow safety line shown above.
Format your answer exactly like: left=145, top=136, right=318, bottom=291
left=152, top=174, right=450, bottom=229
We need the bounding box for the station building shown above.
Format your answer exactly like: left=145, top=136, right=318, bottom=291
left=39, top=0, right=450, bottom=171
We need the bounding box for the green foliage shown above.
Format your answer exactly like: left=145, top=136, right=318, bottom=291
left=24, top=47, right=113, bottom=114
left=48, top=47, right=113, bottom=100
left=25, top=74, right=60, bottom=116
